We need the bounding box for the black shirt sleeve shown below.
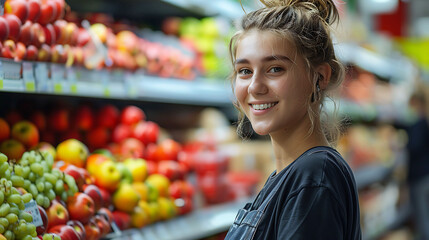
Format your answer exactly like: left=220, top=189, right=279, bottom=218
left=278, top=186, right=345, bottom=239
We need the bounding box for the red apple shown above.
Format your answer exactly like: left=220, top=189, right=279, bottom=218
left=11, top=120, right=39, bottom=148
left=111, top=211, right=131, bottom=230
left=98, top=188, right=112, bottom=209
left=73, top=105, right=94, bottom=131
left=38, top=0, right=57, bottom=25
left=18, top=20, right=32, bottom=45
left=52, top=0, right=65, bottom=21
left=30, top=110, right=47, bottom=131
left=83, top=184, right=103, bottom=212
left=120, top=106, right=145, bottom=125
left=143, top=143, right=158, bottom=161
left=4, top=14, right=22, bottom=41
left=111, top=124, right=131, bottom=143
left=31, top=22, right=46, bottom=47
left=93, top=215, right=110, bottom=236
left=120, top=138, right=144, bottom=159
left=0, top=16, right=9, bottom=41
left=43, top=23, right=56, bottom=45
left=1, top=39, right=16, bottom=59
left=157, top=160, right=183, bottom=181
left=97, top=104, right=119, bottom=129
left=25, top=44, right=38, bottom=60
left=97, top=207, right=113, bottom=224
left=86, top=127, right=110, bottom=151
left=66, top=220, right=86, bottom=240
left=5, top=110, right=23, bottom=126
left=27, top=0, right=42, bottom=22
left=156, top=138, right=182, bottom=161
left=53, top=19, right=66, bottom=42
left=5, top=0, right=29, bottom=23
left=76, top=28, right=90, bottom=47
left=132, top=121, right=159, bottom=145
left=176, top=196, right=193, bottom=215
left=169, top=180, right=195, bottom=199
left=0, top=118, right=10, bottom=142
left=48, top=108, right=69, bottom=132
left=15, top=42, right=27, bottom=61
left=37, top=205, right=49, bottom=235
left=0, top=139, right=25, bottom=161
left=48, top=225, right=81, bottom=240
left=37, top=43, right=51, bottom=61
left=51, top=44, right=67, bottom=63
left=84, top=218, right=100, bottom=240
left=47, top=199, right=70, bottom=230
left=67, top=193, right=95, bottom=224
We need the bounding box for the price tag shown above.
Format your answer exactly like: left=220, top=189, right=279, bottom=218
left=24, top=200, right=43, bottom=227
left=125, top=72, right=137, bottom=98
left=51, top=64, right=66, bottom=93
left=0, top=62, right=3, bottom=90
left=35, top=62, right=49, bottom=92
left=67, top=67, right=78, bottom=94
left=23, top=62, right=36, bottom=91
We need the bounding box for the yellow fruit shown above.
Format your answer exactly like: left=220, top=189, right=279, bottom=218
left=131, top=206, right=150, bottom=228
left=113, top=183, right=140, bottom=213
left=158, top=197, right=177, bottom=220
left=147, top=201, right=161, bottom=223
left=124, top=158, right=148, bottom=182
left=56, top=139, right=88, bottom=168
left=132, top=182, right=148, bottom=202
left=146, top=174, right=170, bottom=197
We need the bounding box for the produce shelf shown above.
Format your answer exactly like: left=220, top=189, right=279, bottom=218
left=0, top=59, right=233, bottom=107
left=102, top=196, right=252, bottom=240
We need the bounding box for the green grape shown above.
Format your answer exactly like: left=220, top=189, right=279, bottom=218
left=36, top=181, right=45, bottom=193
left=61, top=191, right=68, bottom=202
left=30, top=163, right=44, bottom=176
left=5, top=213, right=18, bottom=224
left=17, top=201, right=25, bottom=211
left=23, top=179, right=31, bottom=189
left=22, top=166, right=31, bottom=179
left=51, top=169, right=62, bottom=179
left=36, top=194, right=44, bottom=206
left=42, top=197, right=50, bottom=209
left=27, top=152, right=36, bottom=164
left=13, top=165, right=23, bottom=177
left=0, top=153, right=7, bottom=163
left=0, top=217, right=8, bottom=227
left=21, top=193, right=33, bottom=204
left=43, top=173, right=57, bottom=185
left=0, top=203, right=10, bottom=217
left=53, top=235, right=61, bottom=240
left=40, top=161, right=49, bottom=173
left=8, top=204, right=19, bottom=215
left=42, top=233, right=51, bottom=240
left=0, top=162, right=9, bottom=174
left=10, top=175, right=24, bottom=188
left=11, top=187, right=19, bottom=195
left=44, top=154, right=54, bottom=170
left=44, top=182, right=53, bottom=192
left=4, top=169, right=11, bottom=180
left=66, top=189, right=75, bottom=197
left=20, top=159, right=29, bottom=167
left=0, top=191, right=3, bottom=205
left=55, top=180, right=64, bottom=194
left=28, top=172, right=36, bottom=182
left=4, top=230, right=13, bottom=240
left=0, top=224, right=4, bottom=234
left=28, top=184, right=38, bottom=198
left=21, top=235, right=32, bottom=240
left=6, top=194, right=21, bottom=205
left=46, top=189, right=55, bottom=201
left=19, top=211, right=33, bottom=223
left=27, top=223, right=36, bottom=235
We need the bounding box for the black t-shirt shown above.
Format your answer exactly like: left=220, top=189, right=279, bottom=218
left=406, top=117, right=429, bottom=183
left=250, top=146, right=362, bottom=240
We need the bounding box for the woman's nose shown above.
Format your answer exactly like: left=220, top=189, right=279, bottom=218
left=248, top=74, right=268, bottom=95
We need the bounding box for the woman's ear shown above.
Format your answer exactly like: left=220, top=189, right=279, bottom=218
left=316, top=63, right=331, bottom=90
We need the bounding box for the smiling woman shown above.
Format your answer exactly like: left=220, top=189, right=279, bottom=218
left=225, top=1, right=362, bottom=240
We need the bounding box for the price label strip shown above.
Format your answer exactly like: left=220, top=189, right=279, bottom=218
left=1, top=59, right=24, bottom=91
left=100, top=70, right=110, bottom=97
left=23, top=62, right=36, bottom=92
left=0, top=61, right=4, bottom=90
left=35, top=62, right=49, bottom=92
left=68, top=67, right=78, bottom=94
left=125, top=72, right=137, bottom=98
left=24, top=200, right=43, bottom=227
left=51, top=64, right=67, bottom=93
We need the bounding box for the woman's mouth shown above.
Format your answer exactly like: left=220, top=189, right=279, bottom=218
left=250, top=102, right=278, bottom=110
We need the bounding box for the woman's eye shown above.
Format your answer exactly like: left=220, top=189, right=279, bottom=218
left=238, top=69, right=252, bottom=75
left=268, top=67, right=283, bottom=73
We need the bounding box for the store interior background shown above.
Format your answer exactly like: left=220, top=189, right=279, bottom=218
left=1, top=0, right=429, bottom=239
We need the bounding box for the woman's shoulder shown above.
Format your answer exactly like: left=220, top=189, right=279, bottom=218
left=287, top=146, right=356, bottom=188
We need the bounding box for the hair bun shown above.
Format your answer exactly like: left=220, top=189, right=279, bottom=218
left=258, top=0, right=339, bottom=25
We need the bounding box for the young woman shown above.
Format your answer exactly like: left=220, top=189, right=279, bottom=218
left=225, top=0, right=362, bottom=239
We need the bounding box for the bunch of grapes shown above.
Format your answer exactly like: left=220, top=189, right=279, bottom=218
left=12, top=151, right=78, bottom=208
left=0, top=153, right=39, bottom=240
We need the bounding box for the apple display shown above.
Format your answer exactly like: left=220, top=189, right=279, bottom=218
left=47, top=199, right=70, bottom=230
left=67, top=193, right=95, bottom=224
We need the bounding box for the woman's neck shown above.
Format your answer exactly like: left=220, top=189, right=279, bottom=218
left=270, top=119, right=329, bottom=173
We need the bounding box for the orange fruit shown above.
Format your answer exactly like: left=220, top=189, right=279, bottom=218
left=0, top=118, right=10, bottom=142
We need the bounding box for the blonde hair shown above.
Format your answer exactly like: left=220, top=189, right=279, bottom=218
left=230, top=0, right=345, bottom=146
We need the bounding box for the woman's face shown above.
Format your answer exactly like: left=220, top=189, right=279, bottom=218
left=234, top=30, right=313, bottom=136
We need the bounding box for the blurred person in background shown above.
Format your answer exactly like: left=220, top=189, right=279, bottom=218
left=406, top=90, right=429, bottom=240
